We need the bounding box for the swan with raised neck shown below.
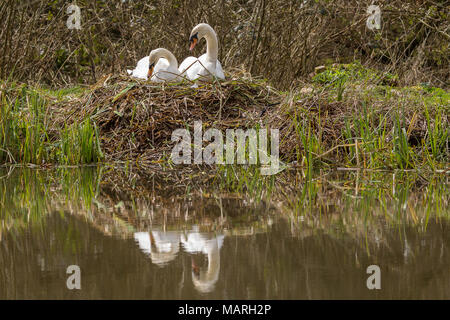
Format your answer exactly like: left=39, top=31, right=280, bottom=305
left=181, top=23, right=224, bottom=81
left=189, top=23, right=219, bottom=63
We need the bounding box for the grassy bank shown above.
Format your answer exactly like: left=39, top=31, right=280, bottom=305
left=277, top=62, right=449, bottom=171
left=0, top=62, right=448, bottom=170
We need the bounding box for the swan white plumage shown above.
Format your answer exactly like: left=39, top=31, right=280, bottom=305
left=178, top=23, right=225, bottom=81
left=134, top=231, right=180, bottom=266
left=181, top=230, right=224, bottom=293
left=127, top=56, right=150, bottom=80
left=127, top=48, right=181, bottom=82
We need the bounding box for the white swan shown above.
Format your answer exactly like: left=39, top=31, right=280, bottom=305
left=178, top=23, right=225, bottom=81
left=127, top=56, right=149, bottom=80
left=127, top=48, right=181, bottom=82
left=181, top=230, right=225, bottom=293
left=134, top=231, right=181, bottom=266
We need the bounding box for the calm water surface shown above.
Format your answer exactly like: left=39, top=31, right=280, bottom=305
left=0, top=167, right=448, bottom=299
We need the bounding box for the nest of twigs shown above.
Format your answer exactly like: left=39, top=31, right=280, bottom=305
left=52, top=74, right=282, bottom=162
left=49, top=72, right=448, bottom=166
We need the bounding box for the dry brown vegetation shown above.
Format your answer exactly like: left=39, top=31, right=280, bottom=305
left=1, top=1, right=448, bottom=169
left=1, top=0, right=448, bottom=89
left=45, top=66, right=447, bottom=167
left=51, top=72, right=280, bottom=162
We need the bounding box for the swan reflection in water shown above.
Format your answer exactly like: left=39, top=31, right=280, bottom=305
left=134, top=231, right=181, bottom=266
left=181, top=228, right=225, bottom=293
left=134, top=227, right=224, bottom=293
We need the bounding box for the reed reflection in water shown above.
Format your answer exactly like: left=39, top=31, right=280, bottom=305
left=0, top=167, right=448, bottom=299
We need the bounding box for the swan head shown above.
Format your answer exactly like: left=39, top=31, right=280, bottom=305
left=189, top=23, right=215, bottom=51
left=189, top=32, right=199, bottom=51
left=147, top=49, right=163, bottom=78
left=147, top=62, right=155, bottom=79
left=191, top=257, right=219, bottom=293
left=147, top=48, right=178, bottom=78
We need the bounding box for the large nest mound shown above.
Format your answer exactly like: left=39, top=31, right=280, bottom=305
left=49, top=72, right=448, bottom=167
left=52, top=74, right=282, bottom=162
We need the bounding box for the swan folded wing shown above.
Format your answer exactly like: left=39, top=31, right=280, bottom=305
left=128, top=56, right=150, bottom=80
left=184, top=54, right=224, bottom=81
left=178, top=56, right=198, bottom=76
left=181, top=232, right=208, bottom=253
left=215, top=59, right=225, bottom=80
left=134, top=232, right=151, bottom=254
left=152, top=231, right=180, bottom=253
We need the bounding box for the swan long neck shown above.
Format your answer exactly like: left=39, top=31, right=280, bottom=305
left=202, top=25, right=219, bottom=62
left=192, top=241, right=220, bottom=292
left=153, top=48, right=178, bottom=68
left=206, top=245, right=220, bottom=279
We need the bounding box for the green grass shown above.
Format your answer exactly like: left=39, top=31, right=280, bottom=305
left=1, top=62, right=448, bottom=171
left=59, top=118, right=104, bottom=164
left=312, top=60, right=398, bottom=86
left=288, top=62, right=449, bottom=171
left=215, top=164, right=276, bottom=201
left=0, top=81, right=102, bottom=165
left=0, top=166, right=102, bottom=234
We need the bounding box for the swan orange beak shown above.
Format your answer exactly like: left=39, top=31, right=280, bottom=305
left=192, top=258, right=200, bottom=276
left=148, top=63, right=154, bottom=79
left=189, top=37, right=198, bottom=51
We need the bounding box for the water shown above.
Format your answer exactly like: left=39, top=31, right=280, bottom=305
left=0, top=167, right=448, bottom=299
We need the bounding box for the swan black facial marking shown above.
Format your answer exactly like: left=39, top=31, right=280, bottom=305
left=148, top=63, right=155, bottom=77
left=189, top=32, right=199, bottom=50
left=189, top=32, right=198, bottom=43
